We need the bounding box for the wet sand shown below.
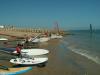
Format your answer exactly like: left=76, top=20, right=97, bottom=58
left=0, top=37, right=100, bottom=75
left=20, top=39, right=100, bottom=75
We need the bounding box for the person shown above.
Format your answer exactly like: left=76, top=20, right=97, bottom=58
left=25, top=36, right=29, bottom=43
left=23, top=36, right=30, bottom=48
left=16, top=44, right=22, bottom=58
left=44, top=32, right=48, bottom=37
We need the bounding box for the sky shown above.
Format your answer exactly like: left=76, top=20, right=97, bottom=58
left=0, top=0, right=100, bottom=30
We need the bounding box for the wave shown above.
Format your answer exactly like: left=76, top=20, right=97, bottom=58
left=61, top=40, right=100, bottom=64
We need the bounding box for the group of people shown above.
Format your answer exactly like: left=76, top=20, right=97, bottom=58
left=15, top=36, right=30, bottom=58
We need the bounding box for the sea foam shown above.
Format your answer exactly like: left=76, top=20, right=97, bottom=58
left=61, top=40, right=100, bottom=64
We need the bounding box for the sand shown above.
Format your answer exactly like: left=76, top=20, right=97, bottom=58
left=0, top=29, right=38, bottom=39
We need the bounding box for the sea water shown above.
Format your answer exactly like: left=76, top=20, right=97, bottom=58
left=63, top=30, right=100, bottom=64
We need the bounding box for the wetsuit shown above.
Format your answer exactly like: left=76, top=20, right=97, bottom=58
left=16, top=46, right=22, bottom=58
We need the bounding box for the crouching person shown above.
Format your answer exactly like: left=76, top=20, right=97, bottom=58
left=16, top=44, right=22, bottom=58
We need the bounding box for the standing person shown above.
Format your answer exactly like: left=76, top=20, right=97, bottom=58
left=24, top=36, right=29, bottom=48
left=16, top=44, right=22, bottom=58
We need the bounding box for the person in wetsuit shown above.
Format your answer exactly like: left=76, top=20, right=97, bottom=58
left=16, top=44, right=22, bottom=58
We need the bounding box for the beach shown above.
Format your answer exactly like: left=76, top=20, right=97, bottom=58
left=0, top=30, right=100, bottom=75
left=0, top=0, right=100, bottom=74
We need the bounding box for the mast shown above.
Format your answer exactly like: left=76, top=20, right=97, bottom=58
left=90, top=24, right=93, bottom=33
left=54, top=22, right=59, bottom=34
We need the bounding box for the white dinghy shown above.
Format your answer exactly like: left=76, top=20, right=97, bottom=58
left=0, top=38, right=8, bottom=41
left=39, top=37, right=50, bottom=42
left=32, top=37, right=50, bottom=43
left=50, top=34, right=63, bottom=39
left=11, top=49, right=49, bottom=67
left=29, top=34, right=50, bottom=43
left=13, top=49, right=49, bottom=56
left=10, top=57, right=48, bottom=66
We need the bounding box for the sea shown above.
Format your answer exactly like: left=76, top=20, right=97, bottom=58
left=62, top=30, right=100, bottom=64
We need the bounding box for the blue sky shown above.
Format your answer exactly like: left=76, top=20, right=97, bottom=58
left=0, top=0, right=100, bottom=30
